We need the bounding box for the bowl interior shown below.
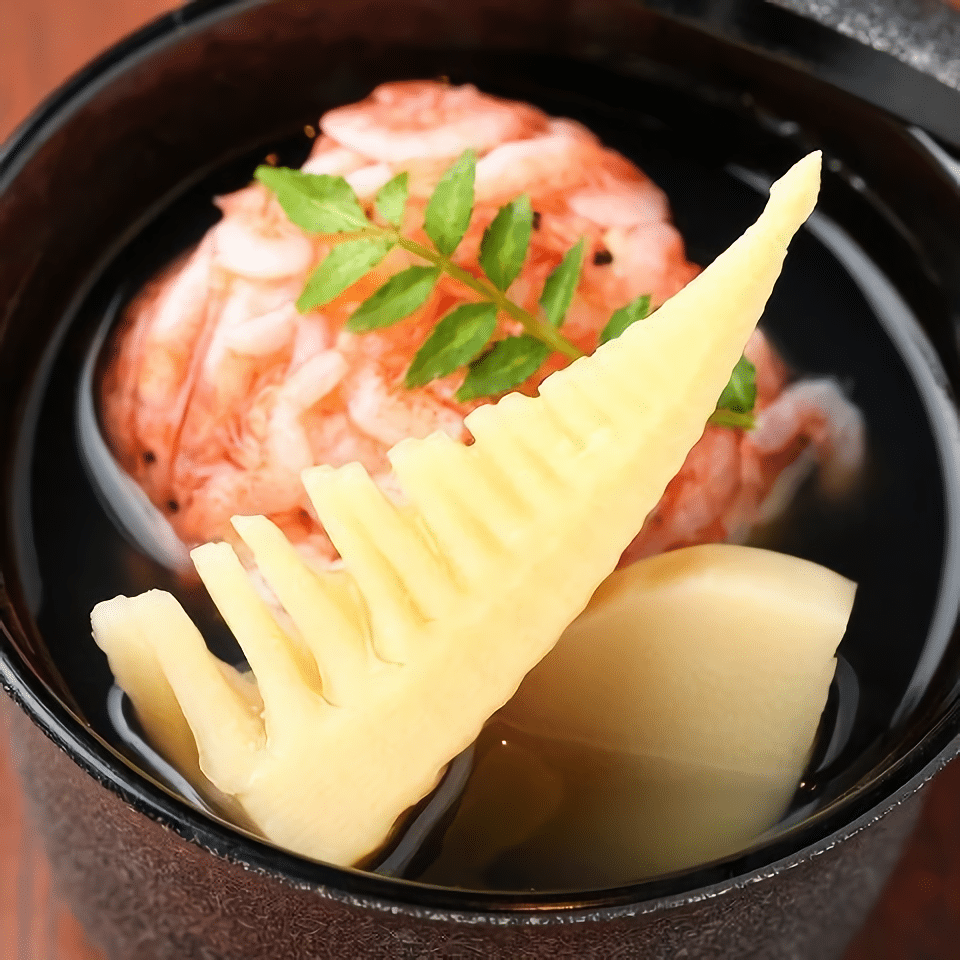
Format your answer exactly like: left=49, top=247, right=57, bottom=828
left=3, top=0, right=960, bottom=911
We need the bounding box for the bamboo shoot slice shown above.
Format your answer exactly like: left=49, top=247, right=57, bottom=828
left=499, top=543, right=855, bottom=875
left=92, top=153, right=822, bottom=867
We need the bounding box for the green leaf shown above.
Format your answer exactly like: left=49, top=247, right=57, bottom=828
left=540, top=237, right=585, bottom=328
left=708, top=408, right=755, bottom=430
left=479, top=194, right=533, bottom=292
left=405, top=302, right=498, bottom=388
left=424, top=150, right=476, bottom=256
left=376, top=172, right=409, bottom=228
left=346, top=265, right=440, bottom=333
left=598, top=294, right=652, bottom=345
left=255, top=166, right=369, bottom=233
left=456, top=334, right=550, bottom=401
left=716, top=354, right=757, bottom=414
left=297, top=238, right=393, bottom=312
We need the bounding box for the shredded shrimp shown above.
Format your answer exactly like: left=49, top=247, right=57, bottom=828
left=619, top=336, right=867, bottom=566
left=320, top=81, right=549, bottom=162
left=99, top=81, right=865, bottom=570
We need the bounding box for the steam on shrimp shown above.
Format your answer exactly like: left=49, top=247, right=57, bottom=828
left=99, top=81, right=864, bottom=569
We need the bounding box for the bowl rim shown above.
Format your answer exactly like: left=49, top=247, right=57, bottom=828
left=3, top=0, right=960, bottom=922
left=647, top=0, right=960, bottom=153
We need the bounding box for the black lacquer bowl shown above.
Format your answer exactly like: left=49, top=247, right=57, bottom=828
left=3, top=1, right=960, bottom=957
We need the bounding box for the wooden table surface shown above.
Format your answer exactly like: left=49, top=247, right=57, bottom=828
left=2, top=2, right=960, bottom=957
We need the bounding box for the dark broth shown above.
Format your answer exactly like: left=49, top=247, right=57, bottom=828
left=10, top=55, right=949, bottom=892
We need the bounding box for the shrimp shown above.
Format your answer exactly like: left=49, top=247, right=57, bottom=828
left=99, top=81, right=865, bottom=571
left=619, top=337, right=867, bottom=566
left=320, top=81, right=549, bottom=162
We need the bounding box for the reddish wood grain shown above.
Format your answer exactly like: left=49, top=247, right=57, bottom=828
left=1, top=2, right=958, bottom=958
left=0, top=0, right=178, bottom=142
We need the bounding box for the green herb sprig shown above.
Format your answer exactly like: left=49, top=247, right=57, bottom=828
left=255, top=151, right=755, bottom=425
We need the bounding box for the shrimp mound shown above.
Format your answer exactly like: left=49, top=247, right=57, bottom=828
left=99, top=81, right=864, bottom=569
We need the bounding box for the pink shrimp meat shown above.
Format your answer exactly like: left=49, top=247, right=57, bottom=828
left=98, top=81, right=865, bottom=570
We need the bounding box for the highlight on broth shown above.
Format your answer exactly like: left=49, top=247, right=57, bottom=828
left=91, top=146, right=859, bottom=878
